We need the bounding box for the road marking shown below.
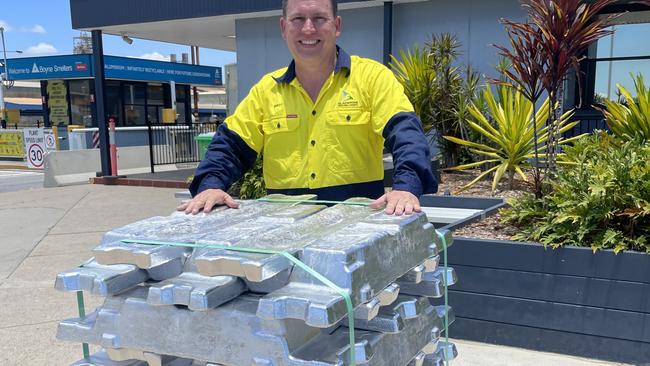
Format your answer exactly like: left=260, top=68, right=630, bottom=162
left=0, top=170, right=43, bottom=178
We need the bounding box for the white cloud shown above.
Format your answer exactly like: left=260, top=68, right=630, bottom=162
left=27, top=24, right=46, bottom=33
left=133, top=52, right=170, bottom=61
left=24, top=43, right=58, bottom=56
left=0, top=20, right=12, bottom=32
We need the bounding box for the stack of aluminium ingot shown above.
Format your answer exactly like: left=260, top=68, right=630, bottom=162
left=55, top=195, right=459, bottom=365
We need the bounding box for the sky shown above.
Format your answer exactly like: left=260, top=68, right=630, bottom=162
left=0, top=0, right=236, bottom=68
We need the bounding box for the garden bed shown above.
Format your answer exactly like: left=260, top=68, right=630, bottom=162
left=440, top=237, right=650, bottom=364
left=437, top=171, right=650, bottom=364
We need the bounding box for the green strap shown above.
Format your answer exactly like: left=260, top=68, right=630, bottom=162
left=76, top=257, right=95, bottom=360
left=75, top=291, right=90, bottom=359
left=121, top=239, right=357, bottom=365
left=257, top=197, right=371, bottom=206
left=436, top=231, right=450, bottom=366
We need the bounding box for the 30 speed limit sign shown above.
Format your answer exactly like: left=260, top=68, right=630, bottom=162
left=27, top=144, right=45, bottom=169
left=23, top=128, right=47, bottom=169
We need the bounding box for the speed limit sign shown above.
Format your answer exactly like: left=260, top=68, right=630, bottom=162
left=27, top=143, right=45, bottom=169
left=23, top=128, right=47, bottom=169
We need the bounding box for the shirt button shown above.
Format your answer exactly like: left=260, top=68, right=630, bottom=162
left=311, top=110, right=316, bottom=116
left=310, top=172, right=316, bottom=179
left=310, top=140, right=316, bottom=146
left=346, top=115, right=351, bottom=121
left=276, top=123, right=281, bottom=128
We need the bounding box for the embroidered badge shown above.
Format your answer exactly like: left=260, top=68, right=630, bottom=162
left=338, top=89, right=359, bottom=107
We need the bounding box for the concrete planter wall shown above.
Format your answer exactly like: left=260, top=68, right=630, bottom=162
left=442, top=237, right=650, bottom=364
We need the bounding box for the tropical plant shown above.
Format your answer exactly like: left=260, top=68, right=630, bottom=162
left=501, top=132, right=650, bottom=253
left=229, top=156, right=266, bottom=199
left=597, top=74, right=650, bottom=141
left=444, top=85, right=578, bottom=193
left=494, top=0, right=616, bottom=196
left=525, top=0, right=616, bottom=170
left=390, top=46, right=436, bottom=127
left=390, top=33, right=483, bottom=167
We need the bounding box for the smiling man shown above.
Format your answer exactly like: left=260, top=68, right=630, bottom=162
left=179, top=0, right=437, bottom=215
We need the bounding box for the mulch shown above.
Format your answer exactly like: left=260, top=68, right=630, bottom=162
left=437, top=170, right=532, bottom=241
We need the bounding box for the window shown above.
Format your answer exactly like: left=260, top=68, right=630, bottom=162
left=122, top=82, right=146, bottom=126
left=175, top=85, right=189, bottom=124
left=105, top=81, right=123, bottom=126
left=589, top=15, right=650, bottom=103
left=123, top=83, right=146, bottom=105
left=124, top=105, right=145, bottom=126
left=68, top=80, right=94, bottom=127
left=147, top=84, right=164, bottom=105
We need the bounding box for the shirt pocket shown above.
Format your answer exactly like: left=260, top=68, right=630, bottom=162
left=261, top=115, right=302, bottom=182
left=325, top=108, right=371, bottom=126
left=262, top=115, right=301, bottom=135
left=324, top=108, right=373, bottom=174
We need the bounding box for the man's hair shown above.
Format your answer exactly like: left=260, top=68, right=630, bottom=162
left=281, top=0, right=337, bottom=17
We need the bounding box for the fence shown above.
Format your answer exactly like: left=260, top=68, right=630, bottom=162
left=147, top=122, right=218, bottom=172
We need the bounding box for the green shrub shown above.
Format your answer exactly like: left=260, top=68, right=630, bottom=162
left=501, top=132, right=650, bottom=253
left=389, top=33, right=482, bottom=168
left=229, top=156, right=266, bottom=199
left=598, top=73, right=650, bottom=141
left=443, top=85, right=578, bottom=193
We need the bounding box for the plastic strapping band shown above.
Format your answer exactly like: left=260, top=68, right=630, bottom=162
left=436, top=230, right=450, bottom=366
left=76, top=257, right=96, bottom=360
left=121, top=239, right=358, bottom=365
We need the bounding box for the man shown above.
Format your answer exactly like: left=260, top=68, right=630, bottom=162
left=179, top=0, right=437, bottom=216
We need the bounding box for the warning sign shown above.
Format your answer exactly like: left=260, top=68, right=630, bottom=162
left=23, top=128, right=46, bottom=169
left=0, top=131, right=25, bottom=157
left=44, top=131, right=56, bottom=151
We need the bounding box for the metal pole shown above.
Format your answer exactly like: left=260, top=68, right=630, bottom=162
left=0, top=71, right=5, bottom=121
left=0, top=27, right=8, bottom=118
left=383, top=2, right=393, bottom=66
left=91, top=30, right=111, bottom=176
left=109, top=119, right=117, bottom=176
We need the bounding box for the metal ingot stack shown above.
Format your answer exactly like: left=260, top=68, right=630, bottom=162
left=55, top=195, right=459, bottom=366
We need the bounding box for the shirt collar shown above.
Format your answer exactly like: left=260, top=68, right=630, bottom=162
left=274, top=45, right=351, bottom=84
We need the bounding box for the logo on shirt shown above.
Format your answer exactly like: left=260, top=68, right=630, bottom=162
left=338, top=89, right=359, bottom=108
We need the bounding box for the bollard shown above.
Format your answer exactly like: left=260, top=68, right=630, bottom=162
left=108, top=118, right=117, bottom=176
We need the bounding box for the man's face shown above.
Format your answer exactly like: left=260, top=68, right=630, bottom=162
left=280, top=0, right=341, bottom=65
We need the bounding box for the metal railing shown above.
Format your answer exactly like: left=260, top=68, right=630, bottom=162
left=147, top=122, right=218, bottom=172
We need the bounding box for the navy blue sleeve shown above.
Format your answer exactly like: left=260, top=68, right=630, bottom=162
left=382, top=112, right=438, bottom=196
left=189, top=123, right=258, bottom=197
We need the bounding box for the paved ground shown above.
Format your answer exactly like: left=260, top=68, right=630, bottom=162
left=0, top=169, right=45, bottom=193
left=0, top=184, right=633, bottom=365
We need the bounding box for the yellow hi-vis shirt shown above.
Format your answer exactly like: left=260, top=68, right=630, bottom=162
left=225, top=50, right=415, bottom=190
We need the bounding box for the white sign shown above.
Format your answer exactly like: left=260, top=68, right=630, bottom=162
left=23, top=128, right=46, bottom=169
left=44, top=131, right=56, bottom=151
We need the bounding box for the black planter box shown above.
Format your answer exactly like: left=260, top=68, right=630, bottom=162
left=441, top=237, right=650, bottom=364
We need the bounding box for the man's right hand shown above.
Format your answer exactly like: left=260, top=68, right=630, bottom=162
left=176, top=188, right=239, bottom=214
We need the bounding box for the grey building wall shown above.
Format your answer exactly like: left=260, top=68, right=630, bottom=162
left=235, top=0, right=526, bottom=103
left=393, top=0, right=525, bottom=81
left=235, top=6, right=384, bottom=102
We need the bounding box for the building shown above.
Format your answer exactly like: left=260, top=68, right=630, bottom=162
left=5, top=54, right=222, bottom=149
left=67, top=0, right=650, bottom=131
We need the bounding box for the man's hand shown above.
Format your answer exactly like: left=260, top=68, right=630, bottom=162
left=176, top=188, right=239, bottom=214
left=369, top=190, right=421, bottom=215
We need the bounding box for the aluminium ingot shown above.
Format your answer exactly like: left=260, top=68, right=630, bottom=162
left=55, top=260, right=148, bottom=296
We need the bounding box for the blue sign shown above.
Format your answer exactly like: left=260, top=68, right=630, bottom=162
left=6, top=54, right=222, bottom=86
left=104, top=56, right=222, bottom=85
left=6, top=55, right=93, bottom=80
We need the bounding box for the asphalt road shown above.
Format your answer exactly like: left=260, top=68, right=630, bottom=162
left=0, top=169, right=44, bottom=193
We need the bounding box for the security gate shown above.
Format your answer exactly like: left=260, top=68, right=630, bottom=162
left=147, top=122, right=218, bottom=172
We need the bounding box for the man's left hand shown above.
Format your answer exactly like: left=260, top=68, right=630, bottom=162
left=369, top=190, right=421, bottom=215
